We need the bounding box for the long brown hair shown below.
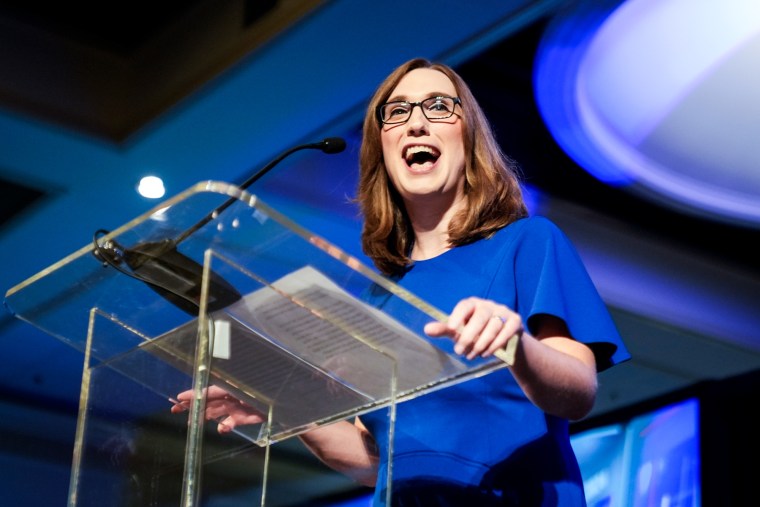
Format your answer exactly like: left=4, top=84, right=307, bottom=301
left=358, top=58, right=528, bottom=276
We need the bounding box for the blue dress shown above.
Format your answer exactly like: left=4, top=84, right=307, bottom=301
left=360, top=216, right=630, bottom=506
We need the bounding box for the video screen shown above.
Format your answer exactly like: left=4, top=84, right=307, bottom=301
left=571, top=397, right=700, bottom=507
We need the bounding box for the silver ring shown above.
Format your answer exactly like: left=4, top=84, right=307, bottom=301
left=492, top=315, right=506, bottom=324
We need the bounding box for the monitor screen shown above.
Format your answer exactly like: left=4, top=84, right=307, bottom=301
left=571, top=397, right=700, bottom=507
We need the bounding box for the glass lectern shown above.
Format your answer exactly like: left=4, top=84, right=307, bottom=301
left=4, top=181, right=513, bottom=506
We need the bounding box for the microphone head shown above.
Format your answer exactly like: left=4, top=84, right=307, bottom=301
left=321, top=137, right=346, bottom=154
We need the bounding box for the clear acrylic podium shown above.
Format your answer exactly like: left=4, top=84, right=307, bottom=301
left=4, top=181, right=511, bottom=506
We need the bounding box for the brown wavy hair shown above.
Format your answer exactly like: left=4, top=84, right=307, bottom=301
left=357, top=58, right=528, bottom=276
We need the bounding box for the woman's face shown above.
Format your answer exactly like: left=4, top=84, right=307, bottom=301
left=379, top=68, right=466, bottom=211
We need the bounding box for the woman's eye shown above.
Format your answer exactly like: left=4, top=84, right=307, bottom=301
left=427, top=99, right=450, bottom=112
left=389, top=105, right=410, bottom=116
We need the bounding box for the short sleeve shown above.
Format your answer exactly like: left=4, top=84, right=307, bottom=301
left=510, top=217, right=630, bottom=371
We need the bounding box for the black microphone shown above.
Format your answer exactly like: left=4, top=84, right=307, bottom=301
left=93, top=137, right=347, bottom=315
left=317, top=136, right=347, bottom=154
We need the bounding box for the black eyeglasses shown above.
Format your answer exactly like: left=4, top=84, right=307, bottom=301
left=377, top=96, right=461, bottom=125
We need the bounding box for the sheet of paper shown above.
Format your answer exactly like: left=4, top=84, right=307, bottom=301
left=225, top=265, right=467, bottom=398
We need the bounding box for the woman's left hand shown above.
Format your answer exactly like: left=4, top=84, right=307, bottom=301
left=423, top=296, right=523, bottom=360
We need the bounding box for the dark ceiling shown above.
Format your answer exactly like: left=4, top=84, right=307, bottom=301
left=0, top=0, right=316, bottom=140
left=0, top=1, right=204, bottom=54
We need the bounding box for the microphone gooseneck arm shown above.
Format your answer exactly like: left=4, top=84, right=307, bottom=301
left=92, top=136, right=346, bottom=315
left=173, top=137, right=346, bottom=245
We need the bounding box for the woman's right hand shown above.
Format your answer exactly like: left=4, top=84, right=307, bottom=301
left=171, top=387, right=379, bottom=486
left=170, top=385, right=265, bottom=434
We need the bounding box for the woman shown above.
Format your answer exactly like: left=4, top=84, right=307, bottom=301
left=174, top=58, right=630, bottom=506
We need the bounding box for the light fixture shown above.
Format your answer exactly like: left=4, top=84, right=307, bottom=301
left=137, top=175, right=166, bottom=199
left=534, top=0, right=760, bottom=227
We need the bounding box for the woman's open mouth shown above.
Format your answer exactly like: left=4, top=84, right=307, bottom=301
left=404, top=145, right=440, bottom=170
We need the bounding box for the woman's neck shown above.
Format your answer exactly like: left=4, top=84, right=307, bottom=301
left=407, top=194, right=466, bottom=260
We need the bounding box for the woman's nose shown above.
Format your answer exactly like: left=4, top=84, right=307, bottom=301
left=406, top=107, right=429, bottom=134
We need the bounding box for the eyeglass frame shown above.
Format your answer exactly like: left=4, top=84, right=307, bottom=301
left=376, top=95, right=462, bottom=125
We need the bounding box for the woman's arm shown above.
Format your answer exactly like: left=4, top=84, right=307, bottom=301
left=508, top=316, right=597, bottom=420
left=298, top=417, right=379, bottom=487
